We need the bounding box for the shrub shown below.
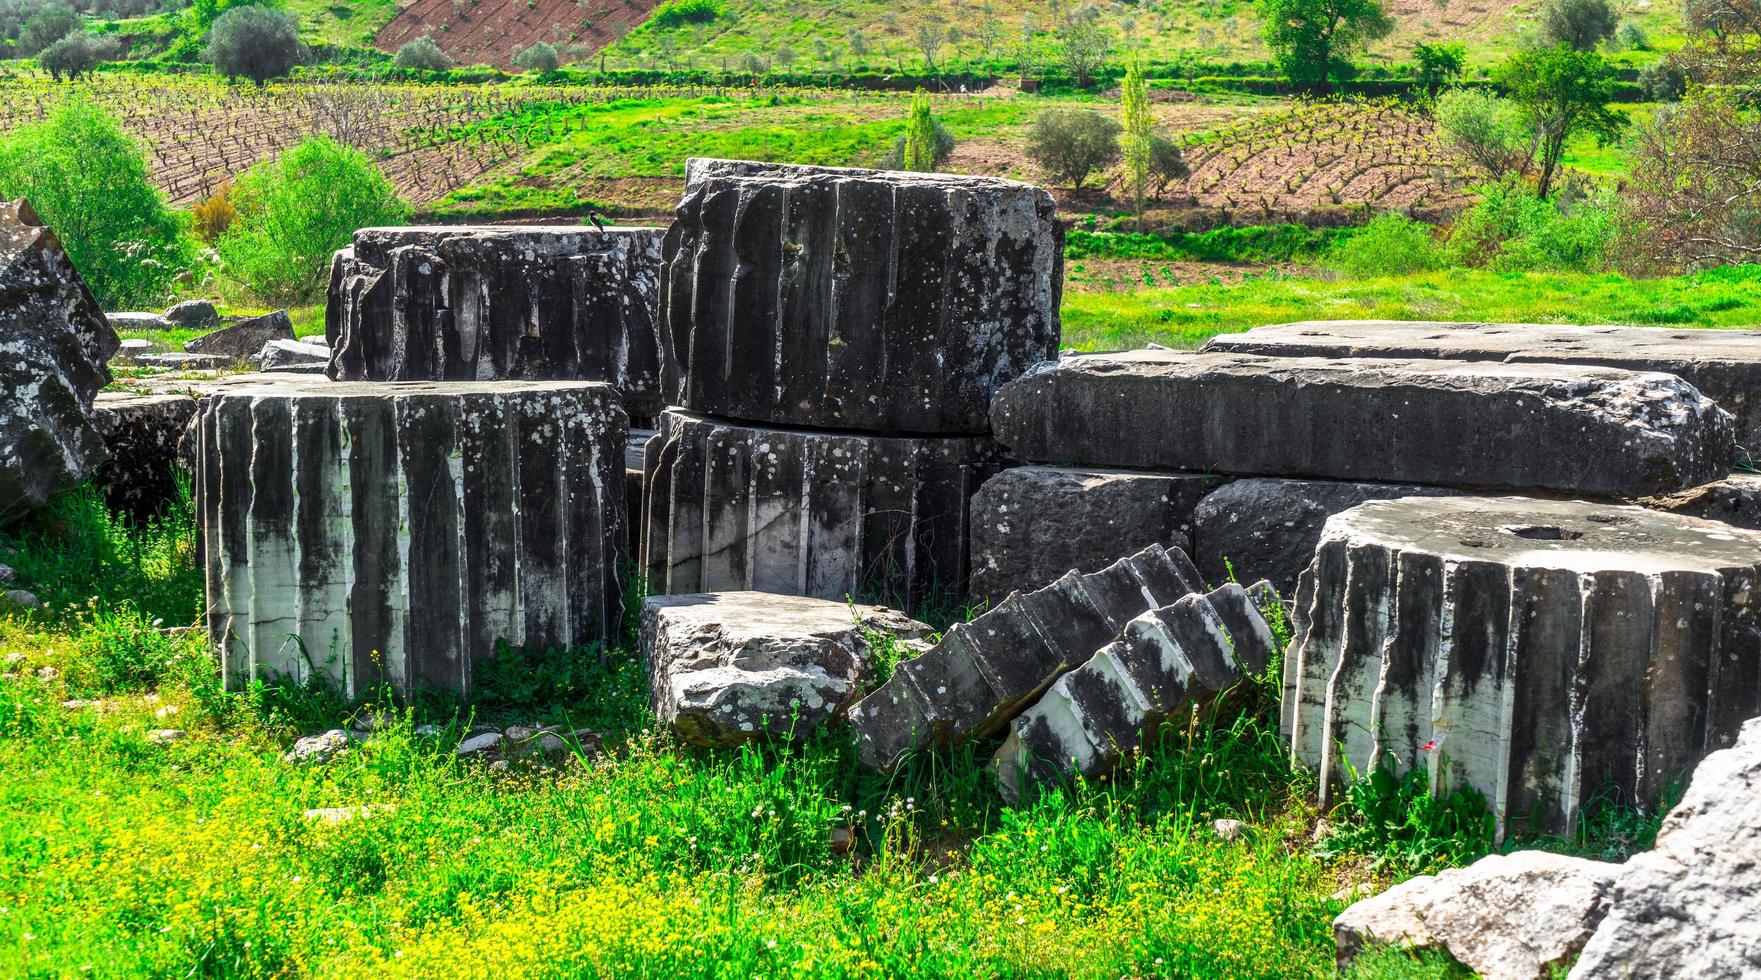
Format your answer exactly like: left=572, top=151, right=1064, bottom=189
left=512, top=40, right=558, bottom=71
left=1639, top=59, right=1686, bottom=101
left=1411, top=40, right=1465, bottom=98
left=1444, top=178, right=1623, bottom=272
left=900, top=90, right=939, bottom=171
left=191, top=184, right=236, bottom=242
left=205, top=4, right=302, bottom=83
left=38, top=29, right=114, bottom=80
left=0, top=99, right=192, bottom=308
left=648, top=0, right=721, bottom=27
left=881, top=116, right=954, bottom=170
left=1326, top=212, right=1444, bottom=277
left=1539, top=0, right=1618, bottom=51
left=1147, top=133, right=1189, bottom=198
left=1435, top=87, right=1533, bottom=180
left=217, top=135, right=406, bottom=303
left=1025, top=108, right=1120, bottom=189
left=393, top=34, right=451, bottom=70
left=1615, top=19, right=1648, bottom=49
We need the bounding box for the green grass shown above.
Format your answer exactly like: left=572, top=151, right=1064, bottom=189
left=1061, top=265, right=1761, bottom=350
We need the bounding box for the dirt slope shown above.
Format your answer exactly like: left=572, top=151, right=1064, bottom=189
left=374, top=0, right=660, bottom=68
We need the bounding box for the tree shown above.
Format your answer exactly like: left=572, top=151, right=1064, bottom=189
left=393, top=35, right=451, bottom=70
left=0, top=100, right=192, bottom=307
left=774, top=43, right=796, bottom=67
left=1412, top=40, right=1465, bottom=98
left=17, top=0, right=76, bottom=55
left=1025, top=108, right=1120, bottom=188
left=902, top=91, right=939, bottom=171
left=1436, top=87, right=1535, bottom=179
left=216, top=136, right=406, bottom=303
left=849, top=28, right=869, bottom=61
left=1120, top=51, right=1152, bottom=224
left=915, top=18, right=945, bottom=70
left=1147, top=133, right=1189, bottom=198
left=513, top=40, right=558, bottom=71
left=205, top=4, right=302, bottom=83
left=1539, top=0, right=1618, bottom=51
left=1258, top=0, right=1393, bottom=95
left=1057, top=4, right=1112, bottom=88
left=1497, top=44, right=1625, bottom=196
left=38, top=30, right=115, bottom=80
left=1014, top=15, right=1041, bottom=85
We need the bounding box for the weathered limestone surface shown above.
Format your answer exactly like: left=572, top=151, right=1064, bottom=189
left=109, top=312, right=171, bottom=331
left=1646, top=471, right=1761, bottom=531
left=256, top=338, right=330, bottom=373
left=1206, top=320, right=1761, bottom=456
left=849, top=544, right=1205, bottom=770
left=1335, top=850, right=1621, bottom=979
left=1572, top=716, right=1761, bottom=978
left=1191, top=478, right=1459, bottom=595
left=642, top=592, right=932, bottom=746
left=659, top=159, right=1063, bottom=434
left=968, top=466, right=1224, bottom=604
left=136, top=352, right=229, bottom=371
left=1286, top=496, right=1761, bottom=837
left=90, top=392, right=198, bottom=518
left=994, top=581, right=1278, bottom=803
left=641, top=410, right=999, bottom=613
left=0, top=198, right=117, bottom=517
left=196, top=378, right=627, bottom=697
left=990, top=351, right=1735, bottom=497
left=162, top=299, right=219, bottom=329
left=185, top=309, right=293, bottom=358
left=326, top=225, right=666, bottom=412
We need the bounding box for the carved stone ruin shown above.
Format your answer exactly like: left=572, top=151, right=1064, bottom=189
left=195, top=377, right=627, bottom=697
left=0, top=198, right=117, bottom=517
left=991, top=351, right=1734, bottom=497
left=326, top=225, right=666, bottom=414
left=640, top=409, right=998, bottom=613
left=1284, top=495, right=1761, bottom=837
left=90, top=392, right=198, bottom=518
left=659, top=158, right=1063, bottom=433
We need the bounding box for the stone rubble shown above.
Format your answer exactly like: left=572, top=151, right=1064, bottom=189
left=162, top=299, right=219, bottom=329
left=184, top=309, right=293, bottom=359
left=254, top=338, right=330, bottom=373
left=642, top=591, right=932, bottom=746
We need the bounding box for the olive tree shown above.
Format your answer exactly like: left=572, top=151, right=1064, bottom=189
left=1258, top=0, right=1393, bottom=95
left=393, top=35, right=451, bottom=70
left=1026, top=108, right=1120, bottom=188
left=205, top=4, right=302, bottom=84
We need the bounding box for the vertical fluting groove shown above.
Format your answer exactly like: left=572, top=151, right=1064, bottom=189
left=451, top=405, right=469, bottom=693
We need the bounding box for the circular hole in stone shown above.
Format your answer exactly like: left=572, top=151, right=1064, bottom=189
left=1458, top=538, right=1489, bottom=549
left=1503, top=524, right=1586, bottom=541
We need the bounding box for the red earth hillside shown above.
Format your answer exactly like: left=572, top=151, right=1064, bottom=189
left=375, top=0, right=660, bottom=68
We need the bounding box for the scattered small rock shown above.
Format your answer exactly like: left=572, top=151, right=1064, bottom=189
left=283, top=729, right=354, bottom=764
left=302, top=804, right=395, bottom=824
left=60, top=698, right=98, bottom=710
left=4, top=589, right=41, bottom=609
left=830, top=827, right=855, bottom=855
left=1212, top=818, right=1245, bottom=842
left=536, top=732, right=567, bottom=754
left=456, top=732, right=502, bottom=756
left=147, top=728, right=186, bottom=745
left=115, top=338, right=153, bottom=360
left=34, top=665, right=57, bottom=681
left=153, top=704, right=179, bottom=719
left=0, top=563, right=14, bottom=584
left=4, top=652, right=24, bottom=667
left=162, top=299, right=219, bottom=329
left=108, top=312, right=172, bottom=332
left=504, top=725, right=540, bottom=742
left=414, top=723, right=445, bottom=737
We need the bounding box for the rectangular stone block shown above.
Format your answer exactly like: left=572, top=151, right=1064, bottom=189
left=326, top=225, right=666, bottom=414
left=990, top=351, right=1735, bottom=497
left=969, top=465, right=1224, bottom=605
left=1206, top=320, right=1761, bottom=458
left=658, top=159, right=1063, bottom=434
left=196, top=378, right=627, bottom=697
left=641, top=409, right=999, bottom=613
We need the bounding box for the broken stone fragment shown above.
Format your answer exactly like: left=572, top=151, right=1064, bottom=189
left=1206, top=319, right=1761, bottom=462
left=659, top=158, right=1063, bottom=434
left=1286, top=495, right=1761, bottom=838
left=326, top=225, right=666, bottom=415
left=993, top=582, right=1278, bottom=803
left=283, top=728, right=355, bottom=764
left=1191, top=477, right=1459, bottom=596
left=642, top=591, right=933, bottom=747
left=184, top=309, right=293, bottom=359
left=968, top=465, right=1224, bottom=605
left=134, top=352, right=229, bottom=371
left=161, top=299, right=219, bottom=329
left=89, top=392, right=198, bottom=519
left=641, top=409, right=999, bottom=614
left=1333, top=849, right=1620, bottom=979
left=195, top=377, right=628, bottom=698
left=1645, top=471, right=1761, bottom=531
left=0, top=198, right=117, bottom=517
left=990, top=350, right=1735, bottom=497
left=848, top=543, right=1206, bottom=770
left=254, top=338, right=330, bottom=373
left=108, top=312, right=171, bottom=332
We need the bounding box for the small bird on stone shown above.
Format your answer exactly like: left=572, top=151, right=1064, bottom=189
left=588, top=211, right=608, bottom=233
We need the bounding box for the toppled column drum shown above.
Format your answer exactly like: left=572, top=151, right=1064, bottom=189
left=195, top=378, right=628, bottom=696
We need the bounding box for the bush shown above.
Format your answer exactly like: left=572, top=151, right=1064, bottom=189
left=512, top=40, right=557, bottom=72
left=191, top=184, right=236, bottom=242
left=38, top=29, right=114, bottom=80
left=1326, top=212, right=1444, bottom=277
left=1444, top=178, right=1624, bottom=272
left=1025, top=108, right=1120, bottom=189
left=393, top=34, right=451, bottom=70
left=1147, top=134, right=1189, bottom=198
left=1615, top=20, right=1648, bottom=49
left=204, top=4, right=301, bottom=83
left=882, top=116, right=954, bottom=170
left=1539, top=0, right=1618, bottom=51
left=1639, top=60, right=1687, bottom=101
left=1435, top=88, right=1533, bottom=180
left=0, top=100, right=192, bottom=308
left=648, top=0, right=721, bottom=27
left=216, top=135, right=406, bottom=303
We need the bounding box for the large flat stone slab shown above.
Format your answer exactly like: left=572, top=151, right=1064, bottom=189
left=969, top=466, right=1223, bottom=605
left=1192, top=477, right=1459, bottom=595
left=848, top=543, right=1205, bottom=770
left=994, top=581, right=1278, bottom=803
left=642, top=592, right=932, bottom=747
left=326, top=225, right=665, bottom=413
left=990, top=351, right=1734, bottom=497
left=1285, top=496, right=1761, bottom=837
left=195, top=378, right=627, bottom=697
left=658, top=158, right=1062, bottom=434
left=1206, top=320, right=1761, bottom=458
left=640, top=409, right=999, bottom=614
left=0, top=198, right=116, bottom=516
left=1645, top=471, right=1761, bottom=531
